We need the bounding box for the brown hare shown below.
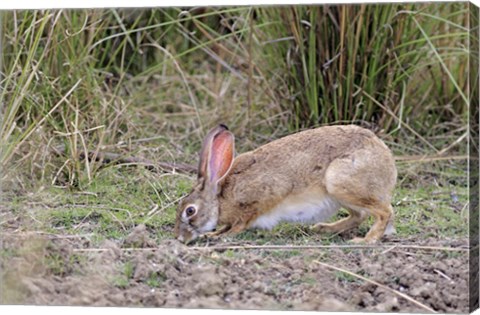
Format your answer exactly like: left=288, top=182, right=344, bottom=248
left=175, top=124, right=397, bottom=244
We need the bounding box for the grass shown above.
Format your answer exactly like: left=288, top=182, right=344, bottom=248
left=1, top=155, right=467, bottom=249
left=255, top=3, right=468, bottom=131
left=334, top=271, right=359, bottom=284
left=18, top=166, right=190, bottom=245
left=0, top=4, right=469, bottom=185
left=146, top=271, right=167, bottom=288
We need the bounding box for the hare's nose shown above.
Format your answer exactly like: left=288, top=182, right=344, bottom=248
left=176, top=235, right=185, bottom=243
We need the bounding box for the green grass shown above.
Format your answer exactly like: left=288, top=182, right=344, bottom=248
left=334, top=271, right=358, bottom=284
left=5, top=157, right=466, bottom=247
left=394, top=185, right=468, bottom=238
left=112, top=275, right=130, bottom=289
left=123, top=261, right=134, bottom=279
left=146, top=271, right=166, bottom=288
left=112, top=261, right=135, bottom=288
left=16, top=166, right=192, bottom=245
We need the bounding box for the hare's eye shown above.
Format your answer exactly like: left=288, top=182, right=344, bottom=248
left=185, top=206, right=197, bottom=217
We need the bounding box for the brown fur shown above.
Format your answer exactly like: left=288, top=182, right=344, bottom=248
left=175, top=125, right=397, bottom=244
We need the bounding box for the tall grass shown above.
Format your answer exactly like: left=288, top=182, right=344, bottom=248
left=0, top=4, right=470, bottom=188
left=255, top=3, right=469, bottom=133
left=0, top=8, right=261, bottom=187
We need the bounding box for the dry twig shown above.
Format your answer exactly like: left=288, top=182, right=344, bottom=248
left=313, top=260, right=437, bottom=313
left=71, top=243, right=469, bottom=253
left=187, top=244, right=468, bottom=252
left=53, top=145, right=196, bottom=174
left=395, top=154, right=469, bottom=163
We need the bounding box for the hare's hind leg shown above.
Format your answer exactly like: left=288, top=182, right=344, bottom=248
left=318, top=201, right=393, bottom=244
left=349, top=203, right=394, bottom=244
left=311, top=208, right=367, bottom=234
left=323, top=152, right=396, bottom=243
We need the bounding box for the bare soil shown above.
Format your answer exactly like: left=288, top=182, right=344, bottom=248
left=1, top=224, right=469, bottom=313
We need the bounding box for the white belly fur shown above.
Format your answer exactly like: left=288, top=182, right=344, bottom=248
left=250, top=189, right=341, bottom=230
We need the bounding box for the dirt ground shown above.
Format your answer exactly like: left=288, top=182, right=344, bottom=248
left=1, top=222, right=469, bottom=313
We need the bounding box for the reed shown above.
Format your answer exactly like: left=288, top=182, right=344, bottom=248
left=0, top=4, right=469, bottom=185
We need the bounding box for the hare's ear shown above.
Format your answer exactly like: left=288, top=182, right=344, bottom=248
left=207, top=129, right=234, bottom=188
left=198, top=124, right=232, bottom=180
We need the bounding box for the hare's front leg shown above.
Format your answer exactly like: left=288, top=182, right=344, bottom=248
left=204, top=221, right=248, bottom=239
left=203, top=225, right=230, bottom=239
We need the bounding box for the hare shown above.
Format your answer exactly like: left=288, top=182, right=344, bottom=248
left=175, top=124, right=397, bottom=244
